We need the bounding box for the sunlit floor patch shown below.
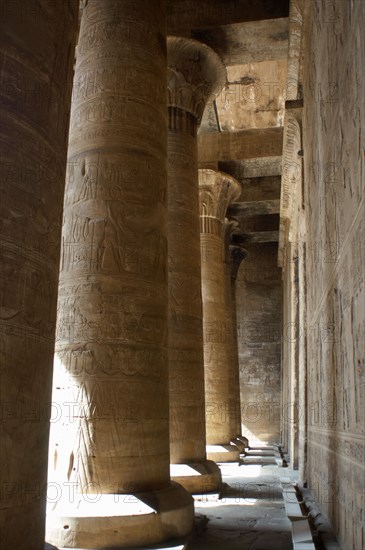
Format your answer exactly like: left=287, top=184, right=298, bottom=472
left=189, top=447, right=294, bottom=550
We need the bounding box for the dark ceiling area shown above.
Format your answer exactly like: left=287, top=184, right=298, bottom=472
left=167, top=0, right=290, bottom=35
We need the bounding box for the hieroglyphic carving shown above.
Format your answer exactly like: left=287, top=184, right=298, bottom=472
left=167, top=39, right=225, bottom=472
left=278, top=114, right=302, bottom=266
left=167, top=36, right=226, bottom=123
left=299, top=2, right=365, bottom=546
left=199, top=169, right=241, bottom=445
left=49, top=0, right=171, bottom=502
left=223, top=226, right=248, bottom=438
left=287, top=0, right=303, bottom=101
left=0, top=2, right=78, bottom=548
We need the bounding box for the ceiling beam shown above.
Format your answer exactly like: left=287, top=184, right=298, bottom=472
left=193, top=18, right=289, bottom=66
left=239, top=230, right=279, bottom=243
left=220, top=157, right=282, bottom=179
left=198, top=127, right=283, bottom=163
left=229, top=199, right=280, bottom=218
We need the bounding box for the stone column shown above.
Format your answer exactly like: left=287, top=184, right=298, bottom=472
left=228, top=240, right=249, bottom=449
left=0, top=2, right=78, bottom=549
left=288, top=246, right=300, bottom=469
left=222, top=222, right=249, bottom=453
left=46, top=2, right=194, bottom=548
left=167, top=37, right=225, bottom=494
left=199, top=169, right=241, bottom=462
left=222, top=220, right=244, bottom=453
left=282, top=242, right=299, bottom=465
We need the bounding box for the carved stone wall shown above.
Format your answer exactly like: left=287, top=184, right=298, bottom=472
left=301, top=2, right=365, bottom=547
left=0, top=2, right=78, bottom=548
left=236, top=243, right=282, bottom=443
left=279, top=0, right=307, bottom=478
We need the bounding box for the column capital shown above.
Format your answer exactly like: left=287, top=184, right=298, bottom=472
left=167, top=37, right=226, bottom=122
left=198, top=169, right=241, bottom=234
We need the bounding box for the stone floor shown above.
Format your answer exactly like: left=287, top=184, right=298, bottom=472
left=189, top=445, right=296, bottom=550
left=48, top=446, right=299, bottom=550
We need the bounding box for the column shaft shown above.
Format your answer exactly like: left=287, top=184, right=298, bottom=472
left=47, top=3, right=193, bottom=547
left=168, top=123, right=206, bottom=462
left=56, top=0, right=169, bottom=493
left=202, top=230, right=230, bottom=444
left=0, top=2, right=78, bottom=549
left=228, top=243, right=249, bottom=448
left=222, top=221, right=240, bottom=447
left=167, top=37, right=225, bottom=492
left=199, top=170, right=241, bottom=462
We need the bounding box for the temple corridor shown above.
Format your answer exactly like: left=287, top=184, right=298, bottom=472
left=191, top=447, right=295, bottom=550
left=1, top=1, right=364, bottom=549
left=45, top=445, right=340, bottom=550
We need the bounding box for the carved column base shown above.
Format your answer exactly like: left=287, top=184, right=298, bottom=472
left=230, top=438, right=246, bottom=453
left=206, top=444, right=241, bottom=463
left=46, top=483, right=194, bottom=549
left=237, top=435, right=250, bottom=448
left=170, top=460, right=222, bottom=494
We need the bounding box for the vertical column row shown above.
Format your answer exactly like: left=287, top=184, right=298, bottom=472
left=0, top=4, right=247, bottom=548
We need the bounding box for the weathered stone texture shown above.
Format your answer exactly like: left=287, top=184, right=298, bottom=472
left=0, top=2, right=78, bottom=549
left=236, top=242, right=282, bottom=443
left=215, top=59, right=287, bottom=132
left=199, top=169, right=241, bottom=449
left=47, top=1, right=194, bottom=547
left=222, top=221, right=241, bottom=440
left=198, top=127, right=283, bottom=164
left=193, top=18, right=289, bottom=66
left=52, top=0, right=170, bottom=495
left=279, top=110, right=304, bottom=470
left=301, top=1, right=365, bottom=548
left=167, top=0, right=290, bottom=35
left=226, top=242, right=248, bottom=437
left=168, top=124, right=206, bottom=464
left=167, top=37, right=226, bottom=468
left=277, top=0, right=307, bottom=479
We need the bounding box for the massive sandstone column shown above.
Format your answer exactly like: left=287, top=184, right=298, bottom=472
left=222, top=222, right=248, bottom=453
left=46, top=2, right=193, bottom=548
left=227, top=238, right=249, bottom=449
left=222, top=220, right=242, bottom=451
left=167, top=37, right=225, bottom=493
left=0, top=2, right=78, bottom=549
left=199, top=169, right=241, bottom=462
